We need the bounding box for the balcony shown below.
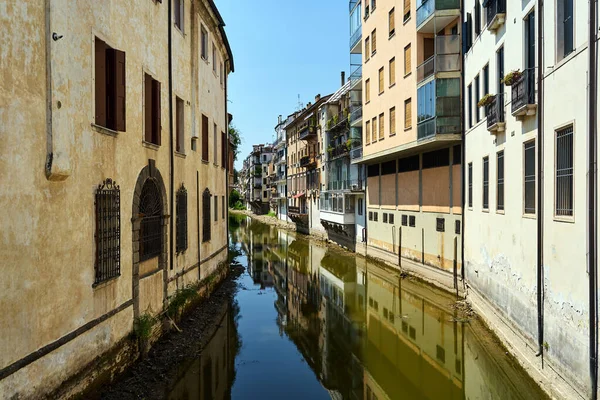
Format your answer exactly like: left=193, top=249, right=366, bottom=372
left=326, top=112, right=349, bottom=132
left=298, top=123, right=317, bottom=140
left=417, top=77, right=461, bottom=140
left=350, top=147, right=363, bottom=161
left=350, top=105, right=363, bottom=127
left=350, top=29, right=362, bottom=53
left=349, top=65, right=362, bottom=89
left=486, top=93, right=506, bottom=134
left=485, top=0, right=506, bottom=32
left=511, top=69, right=537, bottom=119
left=300, top=156, right=317, bottom=168
left=416, top=0, right=460, bottom=33
left=326, top=179, right=365, bottom=192
left=288, top=206, right=306, bottom=215
left=328, top=142, right=350, bottom=160
left=416, top=36, right=461, bottom=85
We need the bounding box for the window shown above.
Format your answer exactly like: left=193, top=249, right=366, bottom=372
left=483, top=156, right=489, bottom=209
left=379, top=113, right=384, bottom=139
left=524, top=141, right=536, bottom=214
left=389, top=8, right=395, bottom=36
left=403, top=0, right=410, bottom=21
left=212, top=43, right=217, bottom=73
left=556, top=125, right=574, bottom=216
left=144, top=73, right=161, bottom=145
left=404, top=44, right=411, bottom=76
left=214, top=194, right=218, bottom=221
left=389, top=58, right=396, bottom=86
left=174, top=0, right=184, bottom=32
left=379, top=67, right=384, bottom=93
left=467, top=84, right=472, bottom=128
left=372, top=117, right=378, bottom=141
left=475, top=75, right=480, bottom=122
left=365, top=120, right=371, bottom=143
left=497, top=151, right=504, bottom=211
left=201, top=26, right=208, bottom=60
left=436, top=218, right=445, bottom=232
left=95, top=38, right=126, bottom=132
left=409, top=215, right=416, bottom=227
left=220, top=61, right=224, bottom=85
left=371, top=29, right=377, bottom=54
left=176, top=97, right=184, bottom=153
left=402, top=215, right=408, bottom=226
left=455, top=220, right=461, bottom=234
left=389, top=214, right=394, bottom=224
left=369, top=211, right=373, bottom=221
left=222, top=196, right=225, bottom=219
left=383, top=213, right=388, bottom=223
left=365, top=37, right=370, bottom=61
left=176, top=185, right=188, bottom=253
left=202, top=115, right=209, bottom=161
left=374, top=212, right=378, bottom=222
left=557, top=0, right=574, bottom=61
left=468, top=162, right=473, bottom=207
left=365, top=79, right=371, bottom=102
left=404, top=98, right=412, bottom=129
left=94, top=178, right=120, bottom=284
left=140, top=179, right=163, bottom=261
left=221, top=131, right=227, bottom=167
left=497, top=46, right=504, bottom=94
left=213, top=123, right=218, bottom=164
left=389, top=107, right=396, bottom=136
left=372, top=0, right=377, bottom=10
left=474, top=0, right=481, bottom=36
left=483, top=64, right=489, bottom=95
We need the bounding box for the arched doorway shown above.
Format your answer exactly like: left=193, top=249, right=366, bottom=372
left=132, top=162, right=168, bottom=320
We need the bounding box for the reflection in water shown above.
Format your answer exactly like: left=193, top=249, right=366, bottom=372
left=169, top=215, right=547, bottom=399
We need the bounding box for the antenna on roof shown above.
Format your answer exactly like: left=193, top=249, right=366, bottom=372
left=296, top=94, right=303, bottom=111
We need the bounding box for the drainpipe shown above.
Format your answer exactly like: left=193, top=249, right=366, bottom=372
left=168, top=0, right=175, bottom=272
left=536, top=0, right=545, bottom=359
left=460, top=0, right=466, bottom=283
left=588, top=0, right=599, bottom=395
left=225, top=62, right=230, bottom=246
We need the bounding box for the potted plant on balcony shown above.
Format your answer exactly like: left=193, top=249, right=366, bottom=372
left=333, top=114, right=339, bottom=125
left=502, top=70, right=522, bottom=86
left=327, top=145, right=334, bottom=156
left=477, top=93, right=496, bottom=108
left=326, top=119, right=333, bottom=130
left=345, top=139, right=352, bottom=151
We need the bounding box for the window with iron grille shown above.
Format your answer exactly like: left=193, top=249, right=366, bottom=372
left=389, top=214, right=394, bottom=224
left=436, top=218, right=445, bottom=232
left=409, top=215, right=416, bottom=227
left=402, top=215, right=408, bottom=226
left=383, top=213, right=388, bottom=223
left=214, top=195, right=218, bottom=222
left=369, top=211, right=373, bottom=221
left=374, top=212, right=378, bottom=222
left=482, top=156, right=489, bottom=209
left=140, top=179, right=163, bottom=261
left=524, top=141, right=536, bottom=214
left=468, top=163, right=473, bottom=207
left=176, top=185, right=187, bottom=253
left=556, top=125, right=573, bottom=216
left=455, top=220, right=461, bottom=234
left=497, top=151, right=504, bottom=211
left=94, top=179, right=121, bottom=285
left=203, top=189, right=211, bottom=242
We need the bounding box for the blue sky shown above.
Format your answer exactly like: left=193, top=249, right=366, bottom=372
left=216, top=0, right=350, bottom=169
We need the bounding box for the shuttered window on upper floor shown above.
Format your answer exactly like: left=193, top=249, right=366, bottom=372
left=202, top=115, right=209, bottom=161
left=144, top=73, right=161, bottom=145
left=95, top=38, right=126, bottom=132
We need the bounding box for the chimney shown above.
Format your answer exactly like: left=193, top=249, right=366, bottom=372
left=315, top=94, right=321, bottom=103
left=341, top=71, right=346, bottom=87
left=278, top=114, right=282, bottom=124
left=307, top=102, right=312, bottom=108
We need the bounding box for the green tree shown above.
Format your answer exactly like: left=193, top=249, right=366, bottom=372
left=229, top=125, right=242, bottom=163
left=229, top=189, right=241, bottom=207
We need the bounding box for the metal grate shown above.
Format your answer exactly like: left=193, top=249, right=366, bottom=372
left=436, top=218, right=445, bottom=232
left=497, top=151, right=504, bottom=211
left=455, top=220, right=461, bottom=235
left=176, top=185, right=188, bottom=253
left=373, top=212, right=378, bottom=222
left=524, top=141, right=536, bottom=214
left=369, top=211, right=373, bottom=221
left=139, top=179, right=163, bottom=262
left=483, top=156, right=489, bottom=209
left=556, top=126, right=573, bottom=216
left=94, top=178, right=121, bottom=284
left=389, top=214, right=394, bottom=224
left=383, top=213, right=388, bottom=223
left=409, top=215, right=416, bottom=227
left=402, top=215, right=408, bottom=226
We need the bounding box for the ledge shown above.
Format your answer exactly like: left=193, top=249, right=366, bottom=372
left=91, top=123, right=118, bottom=138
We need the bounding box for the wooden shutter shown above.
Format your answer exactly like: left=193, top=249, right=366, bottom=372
left=372, top=30, right=376, bottom=52
left=379, top=113, right=384, bottom=139
left=144, top=74, right=152, bottom=142
left=94, top=38, right=107, bottom=127
left=404, top=45, right=411, bottom=75
left=379, top=68, right=384, bottom=93
left=152, top=79, right=161, bottom=145
left=404, top=0, right=410, bottom=17
left=389, top=58, right=396, bottom=85
left=366, top=121, right=370, bottom=143
left=221, top=132, right=226, bottom=167
left=365, top=37, right=370, bottom=59
left=372, top=118, right=377, bottom=141
left=404, top=98, right=412, bottom=129
left=202, top=115, right=209, bottom=161
left=114, top=50, right=126, bottom=131
left=365, top=79, right=370, bottom=102
left=389, top=8, right=395, bottom=35
left=390, top=107, right=396, bottom=135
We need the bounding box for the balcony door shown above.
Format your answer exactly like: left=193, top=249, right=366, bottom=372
left=525, top=11, right=535, bottom=99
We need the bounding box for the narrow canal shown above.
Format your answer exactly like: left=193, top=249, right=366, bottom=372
left=166, top=214, right=548, bottom=400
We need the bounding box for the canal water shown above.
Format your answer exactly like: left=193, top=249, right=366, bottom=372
left=168, top=215, right=548, bottom=399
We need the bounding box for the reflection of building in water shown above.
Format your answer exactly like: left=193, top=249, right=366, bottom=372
left=168, top=307, right=237, bottom=400
left=245, top=220, right=278, bottom=288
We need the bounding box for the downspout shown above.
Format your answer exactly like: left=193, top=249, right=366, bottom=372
left=589, top=0, right=599, bottom=394
left=225, top=60, right=230, bottom=246
left=168, top=0, right=175, bottom=272
left=460, top=0, right=466, bottom=283
left=536, top=0, right=545, bottom=359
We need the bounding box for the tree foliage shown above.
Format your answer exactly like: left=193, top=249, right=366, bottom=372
left=229, top=125, right=242, bottom=162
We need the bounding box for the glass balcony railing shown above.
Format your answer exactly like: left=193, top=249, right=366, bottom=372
left=416, top=0, right=460, bottom=27
left=416, top=35, right=461, bottom=83
left=349, top=65, right=362, bottom=85
left=350, top=29, right=362, bottom=50
left=350, top=105, right=363, bottom=125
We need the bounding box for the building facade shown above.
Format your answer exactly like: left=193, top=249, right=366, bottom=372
left=0, top=1, right=233, bottom=397
left=273, top=115, right=290, bottom=221
left=246, top=144, right=273, bottom=215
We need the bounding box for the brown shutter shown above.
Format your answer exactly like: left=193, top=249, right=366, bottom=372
left=144, top=74, right=152, bottom=142
left=405, top=98, right=412, bottom=129
left=404, top=45, right=411, bottom=75
left=390, top=58, right=396, bottom=85
left=202, top=115, right=209, bottom=161
left=366, top=121, right=370, bottom=143
left=372, top=30, right=376, bottom=52
left=390, top=107, right=396, bottom=135
left=221, top=131, right=226, bottom=167
left=94, top=38, right=107, bottom=127
left=114, top=50, right=126, bottom=131
left=389, top=9, right=395, bottom=35
left=404, top=0, right=410, bottom=16
left=379, top=113, right=384, bottom=139
left=152, top=80, right=161, bottom=145
left=379, top=67, right=384, bottom=93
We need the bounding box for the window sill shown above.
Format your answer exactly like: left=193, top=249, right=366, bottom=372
left=379, top=91, right=384, bottom=96
left=389, top=32, right=396, bottom=40
left=92, top=274, right=120, bottom=289
left=404, top=72, right=412, bottom=79
left=482, top=208, right=489, bottom=213
left=523, top=213, right=536, bottom=219
left=365, top=100, right=371, bottom=105
left=554, top=215, right=575, bottom=224
left=142, top=141, right=160, bottom=150
left=175, top=151, right=187, bottom=159
left=389, top=133, right=397, bottom=137
left=91, top=123, right=118, bottom=137
left=403, top=15, right=411, bottom=25
left=404, top=126, right=412, bottom=132
left=371, top=50, right=377, bottom=57
left=389, top=83, right=396, bottom=89
left=496, top=209, right=505, bottom=214
left=175, top=25, right=185, bottom=38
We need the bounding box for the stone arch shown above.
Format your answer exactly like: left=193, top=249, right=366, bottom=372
left=132, top=161, right=169, bottom=320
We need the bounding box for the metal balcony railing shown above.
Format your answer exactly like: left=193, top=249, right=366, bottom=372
left=486, top=0, right=506, bottom=28
left=300, top=156, right=316, bottom=167
left=417, top=0, right=460, bottom=27
left=326, top=179, right=365, bottom=191
left=298, top=125, right=317, bottom=140
left=350, top=147, right=363, bottom=160
left=486, top=93, right=505, bottom=129
left=511, top=68, right=536, bottom=114
left=288, top=206, right=306, bottom=215
left=328, top=143, right=350, bottom=159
